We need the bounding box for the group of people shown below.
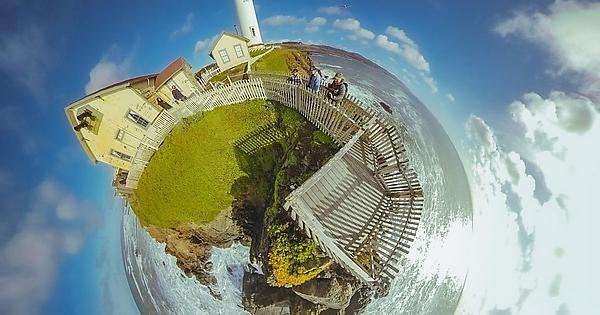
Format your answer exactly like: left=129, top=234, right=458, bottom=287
left=287, top=67, right=348, bottom=104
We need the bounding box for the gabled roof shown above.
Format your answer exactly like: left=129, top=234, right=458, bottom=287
left=155, top=57, right=188, bottom=90
left=209, top=32, right=250, bottom=56
left=71, top=74, right=157, bottom=105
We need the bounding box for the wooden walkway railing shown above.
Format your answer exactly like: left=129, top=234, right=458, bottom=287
left=122, top=76, right=423, bottom=290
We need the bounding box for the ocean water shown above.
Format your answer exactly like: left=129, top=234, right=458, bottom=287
left=122, top=207, right=251, bottom=315
left=313, top=49, right=472, bottom=315
left=122, top=46, right=472, bottom=314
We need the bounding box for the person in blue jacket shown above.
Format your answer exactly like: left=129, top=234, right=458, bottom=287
left=307, top=67, right=322, bottom=93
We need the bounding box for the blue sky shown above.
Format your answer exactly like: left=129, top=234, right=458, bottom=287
left=1, top=0, right=598, bottom=314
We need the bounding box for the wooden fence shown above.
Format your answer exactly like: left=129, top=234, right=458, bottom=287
left=119, top=75, right=424, bottom=290
left=233, top=122, right=284, bottom=155
left=283, top=115, right=424, bottom=288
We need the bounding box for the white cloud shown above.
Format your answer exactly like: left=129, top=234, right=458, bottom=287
left=0, top=179, right=101, bottom=315
left=495, top=0, right=600, bottom=101
left=194, top=34, right=219, bottom=56
left=375, top=34, right=434, bottom=91
left=305, top=17, right=327, bottom=33
left=318, top=6, right=343, bottom=15
left=170, top=13, right=194, bottom=38
left=385, top=26, right=416, bottom=47
left=459, top=6, right=600, bottom=311
left=375, top=34, right=401, bottom=54
left=402, top=45, right=430, bottom=73
left=263, top=15, right=305, bottom=26
left=459, top=90, right=600, bottom=314
left=375, top=32, right=430, bottom=73
left=84, top=57, right=131, bottom=95
left=333, top=18, right=375, bottom=40
left=263, top=15, right=328, bottom=34
left=447, top=93, right=455, bottom=102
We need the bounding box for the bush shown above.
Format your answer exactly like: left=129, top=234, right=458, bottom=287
left=268, top=221, right=324, bottom=286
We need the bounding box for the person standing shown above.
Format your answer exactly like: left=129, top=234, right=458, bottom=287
left=326, top=72, right=348, bottom=104
left=287, top=69, right=303, bottom=85
left=171, top=85, right=187, bottom=102
left=156, top=97, right=172, bottom=110
left=307, top=67, right=322, bottom=93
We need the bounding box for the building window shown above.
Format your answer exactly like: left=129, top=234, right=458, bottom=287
left=251, top=27, right=256, bottom=37
left=234, top=44, right=244, bottom=58
left=115, top=129, right=125, bottom=141
left=219, top=49, right=230, bottom=63
left=110, top=149, right=132, bottom=162
left=126, top=110, right=149, bottom=128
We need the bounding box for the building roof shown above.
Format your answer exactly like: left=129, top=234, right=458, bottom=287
left=72, top=74, right=158, bottom=105
left=154, top=57, right=188, bottom=90
left=208, top=32, right=250, bottom=59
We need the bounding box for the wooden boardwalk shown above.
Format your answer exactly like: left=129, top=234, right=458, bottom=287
left=124, top=76, right=424, bottom=289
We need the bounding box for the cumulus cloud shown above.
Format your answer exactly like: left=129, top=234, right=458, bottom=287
left=263, top=15, right=328, bottom=34
left=263, top=15, right=305, bottom=26
left=375, top=26, right=430, bottom=73
left=333, top=18, right=375, bottom=40
left=170, top=13, right=194, bottom=38
left=318, top=6, right=343, bottom=15
left=386, top=26, right=416, bottom=47
left=305, top=17, right=327, bottom=33
left=459, top=90, right=600, bottom=314
left=374, top=34, right=401, bottom=54
left=460, top=5, right=600, bottom=311
left=194, top=34, right=219, bottom=56
left=84, top=47, right=132, bottom=94
left=374, top=34, right=434, bottom=91
left=0, top=179, right=101, bottom=315
left=494, top=0, right=600, bottom=101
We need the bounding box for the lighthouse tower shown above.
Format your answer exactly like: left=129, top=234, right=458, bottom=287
left=234, top=0, right=263, bottom=45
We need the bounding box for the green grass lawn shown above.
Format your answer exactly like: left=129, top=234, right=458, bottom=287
left=249, top=48, right=270, bottom=58
left=209, top=63, right=247, bottom=83
left=251, top=48, right=294, bottom=73
left=133, top=100, right=276, bottom=227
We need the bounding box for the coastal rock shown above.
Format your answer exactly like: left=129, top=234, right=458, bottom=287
left=242, top=272, right=293, bottom=314
left=292, top=278, right=354, bottom=310
left=145, top=207, right=245, bottom=289
left=289, top=295, right=329, bottom=315
left=147, top=225, right=217, bottom=286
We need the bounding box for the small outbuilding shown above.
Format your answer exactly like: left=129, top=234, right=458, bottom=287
left=209, top=32, right=251, bottom=72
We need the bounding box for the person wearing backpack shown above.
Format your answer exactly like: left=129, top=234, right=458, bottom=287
left=326, top=72, right=348, bottom=104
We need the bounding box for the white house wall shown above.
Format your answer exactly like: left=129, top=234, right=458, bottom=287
left=157, top=70, right=203, bottom=107
left=212, top=36, right=250, bottom=71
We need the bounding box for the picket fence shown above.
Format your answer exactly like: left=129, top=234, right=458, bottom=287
left=121, top=76, right=423, bottom=290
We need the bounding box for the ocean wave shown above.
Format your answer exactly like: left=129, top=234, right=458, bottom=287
left=122, top=207, right=251, bottom=314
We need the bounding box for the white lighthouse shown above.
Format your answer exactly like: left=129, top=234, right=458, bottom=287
left=234, top=0, right=263, bottom=45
